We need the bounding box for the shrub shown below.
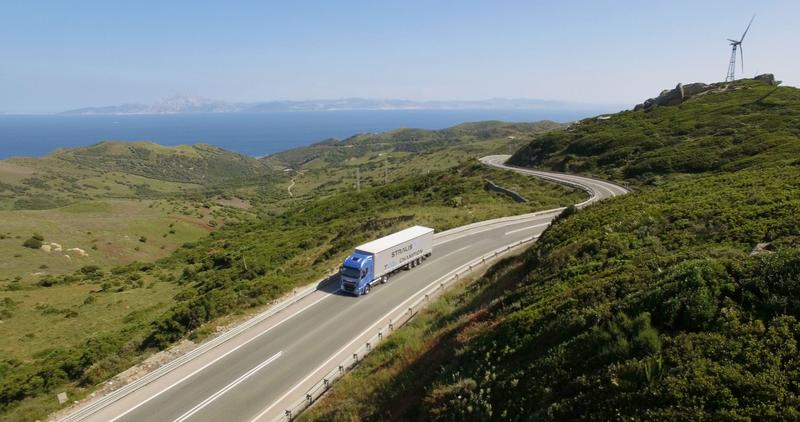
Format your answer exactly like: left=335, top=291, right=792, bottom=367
left=22, top=237, right=42, bottom=249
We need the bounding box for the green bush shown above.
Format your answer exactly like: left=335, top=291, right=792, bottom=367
left=22, top=237, right=42, bottom=249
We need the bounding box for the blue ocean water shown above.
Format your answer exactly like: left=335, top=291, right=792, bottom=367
left=0, top=109, right=612, bottom=159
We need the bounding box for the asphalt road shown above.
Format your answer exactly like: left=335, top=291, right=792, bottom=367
left=59, top=155, right=627, bottom=422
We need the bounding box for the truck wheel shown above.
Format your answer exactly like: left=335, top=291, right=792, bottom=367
left=364, top=285, right=370, bottom=294
left=380, top=276, right=387, bottom=284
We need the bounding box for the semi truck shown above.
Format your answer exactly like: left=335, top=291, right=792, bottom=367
left=340, top=225, right=434, bottom=296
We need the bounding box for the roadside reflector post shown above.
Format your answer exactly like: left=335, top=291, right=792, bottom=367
left=306, top=394, right=312, bottom=403
left=389, top=322, right=394, bottom=331
left=408, top=306, right=413, bottom=315
left=378, top=331, right=383, bottom=340
left=353, top=353, right=358, bottom=362
left=425, top=294, right=429, bottom=302
left=323, top=378, right=329, bottom=388
left=285, top=410, right=292, bottom=419
left=366, top=342, right=371, bottom=351
left=338, top=365, right=344, bottom=374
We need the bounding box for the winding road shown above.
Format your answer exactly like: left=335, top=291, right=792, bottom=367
left=57, top=155, right=628, bottom=422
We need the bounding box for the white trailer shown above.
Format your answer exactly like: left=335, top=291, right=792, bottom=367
left=340, top=226, right=434, bottom=296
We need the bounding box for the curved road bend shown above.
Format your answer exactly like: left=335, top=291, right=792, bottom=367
left=59, top=155, right=627, bottom=422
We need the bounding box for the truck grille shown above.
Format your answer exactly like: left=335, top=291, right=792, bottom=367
left=343, top=282, right=356, bottom=292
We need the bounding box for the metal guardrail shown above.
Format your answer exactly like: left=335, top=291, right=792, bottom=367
left=58, top=270, right=340, bottom=422
left=273, top=235, right=538, bottom=421
left=59, top=156, right=622, bottom=422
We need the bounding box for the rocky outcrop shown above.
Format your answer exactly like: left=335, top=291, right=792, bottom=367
left=750, top=242, right=775, bottom=256
left=634, top=82, right=712, bottom=111
left=634, top=74, right=781, bottom=112
left=754, top=73, right=781, bottom=86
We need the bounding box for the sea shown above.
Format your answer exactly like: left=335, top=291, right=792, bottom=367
left=0, top=108, right=615, bottom=159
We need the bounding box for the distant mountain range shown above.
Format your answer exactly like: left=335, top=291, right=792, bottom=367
left=60, top=95, right=595, bottom=115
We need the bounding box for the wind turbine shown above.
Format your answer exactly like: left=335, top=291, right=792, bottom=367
left=725, top=15, right=755, bottom=82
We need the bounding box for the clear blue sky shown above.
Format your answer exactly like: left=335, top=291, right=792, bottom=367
left=1, top=0, right=797, bottom=113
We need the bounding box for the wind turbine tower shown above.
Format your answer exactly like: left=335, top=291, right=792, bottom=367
left=725, top=15, right=755, bottom=82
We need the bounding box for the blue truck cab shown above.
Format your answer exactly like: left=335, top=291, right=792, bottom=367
left=340, top=252, right=375, bottom=296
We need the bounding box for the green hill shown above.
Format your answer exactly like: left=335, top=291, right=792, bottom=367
left=266, top=121, right=563, bottom=169
left=0, top=141, right=281, bottom=210
left=52, top=141, right=273, bottom=185
left=304, top=78, right=800, bottom=420
left=263, top=121, right=564, bottom=199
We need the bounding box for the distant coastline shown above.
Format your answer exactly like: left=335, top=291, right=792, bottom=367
left=0, top=108, right=619, bottom=160
left=58, top=95, right=620, bottom=116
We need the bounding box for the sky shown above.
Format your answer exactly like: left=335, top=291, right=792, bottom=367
left=1, top=0, right=798, bottom=113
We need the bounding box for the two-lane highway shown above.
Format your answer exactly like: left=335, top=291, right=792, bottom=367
left=58, top=155, right=627, bottom=422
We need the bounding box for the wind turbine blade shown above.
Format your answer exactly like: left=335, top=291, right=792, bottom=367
left=727, top=38, right=739, bottom=43
left=740, top=14, right=755, bottom=42
left=740, top=44, right=745, bottom=73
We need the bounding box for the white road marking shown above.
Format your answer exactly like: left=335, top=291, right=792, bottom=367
left=436, top=215, right=556, bottom=245
left=109, top=294, right=330, bottom=421
left=173, top=351, right=283, bottom=422
left=504, top=222, right=550, bottom=236
left=434, top=245, right=471, bottom=262
left=248, top=254, right=483, bottom=422
left=70, top=154, right=626, bottom=422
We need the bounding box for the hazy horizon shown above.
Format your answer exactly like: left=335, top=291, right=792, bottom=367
left=2, top=0, right=799, bottom=113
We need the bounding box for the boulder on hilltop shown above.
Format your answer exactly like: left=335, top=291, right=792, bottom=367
left=633, top=74, right=781, bottom=111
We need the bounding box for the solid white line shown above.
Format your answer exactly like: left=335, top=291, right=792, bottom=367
left=504, top=222, right=550, bottom=236
left=248, top=257, right=475, bottom=421
left=108, top=294, right=331, bottom=422
left=173, top=351, right=283, bottom=422
left=436, top=215, right=555, bottom=245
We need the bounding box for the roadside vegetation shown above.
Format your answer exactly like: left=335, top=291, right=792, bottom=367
left=305, top=78, right=800, bottom=420
left=0, top=122, right=577, bottom=421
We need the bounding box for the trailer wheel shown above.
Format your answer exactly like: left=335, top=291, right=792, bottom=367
left=380, top=276, right=387, bottom=284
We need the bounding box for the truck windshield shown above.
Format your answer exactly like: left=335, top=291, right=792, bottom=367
left=340, top=266, right=362, bottom=279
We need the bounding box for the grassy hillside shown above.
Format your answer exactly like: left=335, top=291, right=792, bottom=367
left=1, top=141, right=281, bottom=211
left=52, top=141, right=273, bottom=185
left=264, top=121, right=563, bottom=199
left=0, top=123, right=579, bottom=421
left=0, top=142, right=268, bottom=284
left=304, top=79, right=800, bottom=420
